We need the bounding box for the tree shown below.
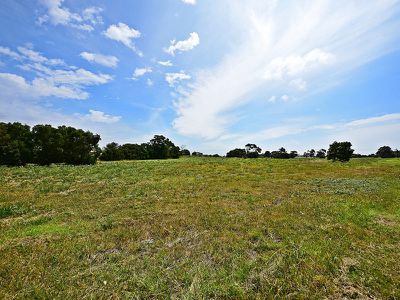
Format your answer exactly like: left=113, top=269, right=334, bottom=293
left=226, top=148, right=246, bottom=158
left=271, top=147, right=290, bottom=159
left=180, top=149, right=191, bottom=156
left=316, top=149, right=326, bottom=159
left=376, top=146, right=395, bottom=158
left=289, top=151, right=298, bottom=158
left=304, top=149, right=316, bottom=158
left=245, top=143, right=261, bottom=158
left=32, top=124, right=64, bottom=165
left=192, top=151, right=203, bottom=157
left=264, top=151, right=271, bottom=158
left=327, top=141, right=354, bottom=162
left=147, top=135, right=180, bottom=159
left=100, top=142, right=124, bottom=161
left=120, top=143, right=149, bottom=160
left=58, top=126, right=101, bottom=165
left=0, top=122, right=33, bottom=166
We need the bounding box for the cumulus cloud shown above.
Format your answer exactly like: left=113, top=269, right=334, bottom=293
left=165, top=32, right=200, bottom=55
left=158, top=60, right=173, bottom=67
left=0, top=45, right=112, bottom=100
left=80, top=52, right=119, bottom=68
left=172, top=1, right=400, bottom=139
left=103, top=23, right=142, bottom=56
left=132, top=67, right=152, bottom=80
left=37, top=0, right=103, bottom=31
left=165, top=72, right=191, bottom=86
left=84, top=110, right=121, bottom=123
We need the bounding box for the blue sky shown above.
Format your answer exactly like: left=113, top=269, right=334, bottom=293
left=0, top=0, right=399, bottom=154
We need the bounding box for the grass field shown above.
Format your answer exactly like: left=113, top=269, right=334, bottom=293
left=0, top=157, right=399, bottom=299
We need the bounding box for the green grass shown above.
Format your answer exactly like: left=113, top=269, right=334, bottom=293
left=0, top=157, right=399, bottom=299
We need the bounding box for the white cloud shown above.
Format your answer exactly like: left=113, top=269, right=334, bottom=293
left=165, top=72, right=191, bottom=86
left=0, top=45, right=112, bottom=100
left=281, top=94, right=290, bottom=102
left=84, top=110, right=121, bottom=123
left=0, top=46, right=22, bottom=60
left=132, top=67, right=152, bottom=80
left=38, top=0, right=102, bottom=31
left=172, top=1, right=400, bottom=139
left=103, top=23, right=142, bottom=56
left=264, top=49, right=335, bottom=80
left=268, top=96, right=276, bottom=103
left=346, top=113, right=400, bottom=127
left=290, top=78, right=307, bottom=91
left=17, top=46, right=64, bottom=66
left=80, top=52, right=119, bottom=68
left=158, top=60, right=173, bottom=67
left=165, top=32, right=200, bottom=55
left=181, top=0, right=196, bottom=5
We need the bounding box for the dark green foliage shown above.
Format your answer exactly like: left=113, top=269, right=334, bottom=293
left=32, top=125, right=64, bottom=165
left=264, top=151, right=271, bottom=158
left=376, top=146, right=395, bottom=158
left=120, top=143, right=149, bottom=160
left=289, top=151, right=298, bottom=158
left=271, top=147, right=290, bottom=159
left=316, top=149, right=326, bottom=158
left=56, top=126, right=100, bottom=165
left=245, top=143, right=261, bottom=158
left=327, top=141, right=354, bottom=162
left=192, top=151, right=203, bottom=157
left=303, top=149, right=316, bottom=157
left=226, top=148, right=246, bottom=158
left=0, top=122, right=100, bottom=166
left=0, top=122, right=33, bottom=166
left=180, top=149, right=191, bottom=156
left=99, top=142, right=124, bottom=161
left=99, top=135, right=180, bottom=161
left=147, top=135, right=180, bottom=159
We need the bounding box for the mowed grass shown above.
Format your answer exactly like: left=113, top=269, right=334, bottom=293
left=0, top=157, right=399, bottom=299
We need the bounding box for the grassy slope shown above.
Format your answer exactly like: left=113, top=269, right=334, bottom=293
left=0, top=157, right=399, bottom=299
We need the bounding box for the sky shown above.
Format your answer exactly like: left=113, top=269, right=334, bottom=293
left=0, top=0, right=399, bottom=155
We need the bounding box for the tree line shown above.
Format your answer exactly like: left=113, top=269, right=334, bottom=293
left=0, top=122, right=100, bottom=166
left=1, top=122, right=399, bottom=166
left=225, top=142, right=400, bottom=162
left=99, top=135, right=180, bottom=161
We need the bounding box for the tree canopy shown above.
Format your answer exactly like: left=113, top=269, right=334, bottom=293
left=327, top=141, right=354, bottom=162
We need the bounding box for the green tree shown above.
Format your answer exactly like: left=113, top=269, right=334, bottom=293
left=58, top=126, right=101, bottom=165
left=32, top=124, right=64, bottom=165
left=0, top=122, right=33, bottom=166
left=271, top=147, right=290, bottom=159
left=376, top=146, right=395, bottom=158
left=226, top=148, right=246, bottom=158
left=327, top=141, right=354, bottom=162
left=245, top=143, right=262, bottom=158
left=100, top=142, right=124, bottom=161
left=120, top=143, right=149, bottom=160
left=316, top=149, right=326, bottom=159
left=147, top=135, right=180, bottom=159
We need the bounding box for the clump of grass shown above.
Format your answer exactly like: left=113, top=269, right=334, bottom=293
left=0, top=203, right=30, bottom=219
